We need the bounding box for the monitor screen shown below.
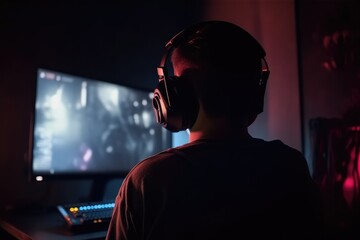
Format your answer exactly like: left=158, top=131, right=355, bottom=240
left=29, top=68, right=171, bottom=181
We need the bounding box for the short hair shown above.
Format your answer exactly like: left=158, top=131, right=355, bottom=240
left=171, top=21, right=267, bottom=119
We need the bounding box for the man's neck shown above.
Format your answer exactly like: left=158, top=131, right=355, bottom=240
left=189, top=117, right=250, bottom=142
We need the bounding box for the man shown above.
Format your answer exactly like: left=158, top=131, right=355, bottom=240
left=106, top=20, right=324, bottom=240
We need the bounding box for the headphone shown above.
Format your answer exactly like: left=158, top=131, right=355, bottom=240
left=152, top=21, right=270, bottom=132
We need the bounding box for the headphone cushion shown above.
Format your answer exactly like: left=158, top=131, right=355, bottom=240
left=152, top=76, right=198, bottom=132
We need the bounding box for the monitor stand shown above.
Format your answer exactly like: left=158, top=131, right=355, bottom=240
left=87, top=178, right=123, bottom=202
left=88, top=178, right=109, bottom=202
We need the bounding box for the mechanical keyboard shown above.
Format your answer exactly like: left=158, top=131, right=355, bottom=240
left=57, top=200, right=115, bottom=231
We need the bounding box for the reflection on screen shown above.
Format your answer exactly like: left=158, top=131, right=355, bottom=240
left=31, top=69, right=170, bottom=177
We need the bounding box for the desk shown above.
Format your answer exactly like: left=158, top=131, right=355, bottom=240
left=0, top=208, right=107, bottom=240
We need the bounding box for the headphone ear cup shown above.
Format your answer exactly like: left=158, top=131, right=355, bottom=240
left=253, top=69, right=269, bottom=115
left=152, top=76, right=199, bottom=132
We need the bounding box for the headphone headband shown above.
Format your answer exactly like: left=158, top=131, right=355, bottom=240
left=152, top=21, right=270, bottom=132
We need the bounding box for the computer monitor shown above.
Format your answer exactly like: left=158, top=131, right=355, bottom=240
left=29, top=68, right=172, bottom=198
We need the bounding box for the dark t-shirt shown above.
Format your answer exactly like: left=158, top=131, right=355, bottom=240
left=106, top=138, right=324, bottom=240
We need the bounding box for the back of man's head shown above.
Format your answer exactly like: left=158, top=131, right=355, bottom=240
left=171, top=20, right=268, bottom=121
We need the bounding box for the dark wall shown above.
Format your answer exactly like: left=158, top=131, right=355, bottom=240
left=296, top=0, right=360, bottom=162
left=0, top=1, right=204, bottom=210
left=296, top=0, right=360, bottom=237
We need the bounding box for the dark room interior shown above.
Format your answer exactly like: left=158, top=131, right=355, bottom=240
left=1, top=0, right=359, bottom=239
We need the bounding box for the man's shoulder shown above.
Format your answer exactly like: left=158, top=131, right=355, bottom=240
left=257, top=138, right=304, bottom=157
left=124, top=147, right=192, bottom=181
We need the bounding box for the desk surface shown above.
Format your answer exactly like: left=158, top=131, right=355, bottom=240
left=0, top=208, right=107, bottom=240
